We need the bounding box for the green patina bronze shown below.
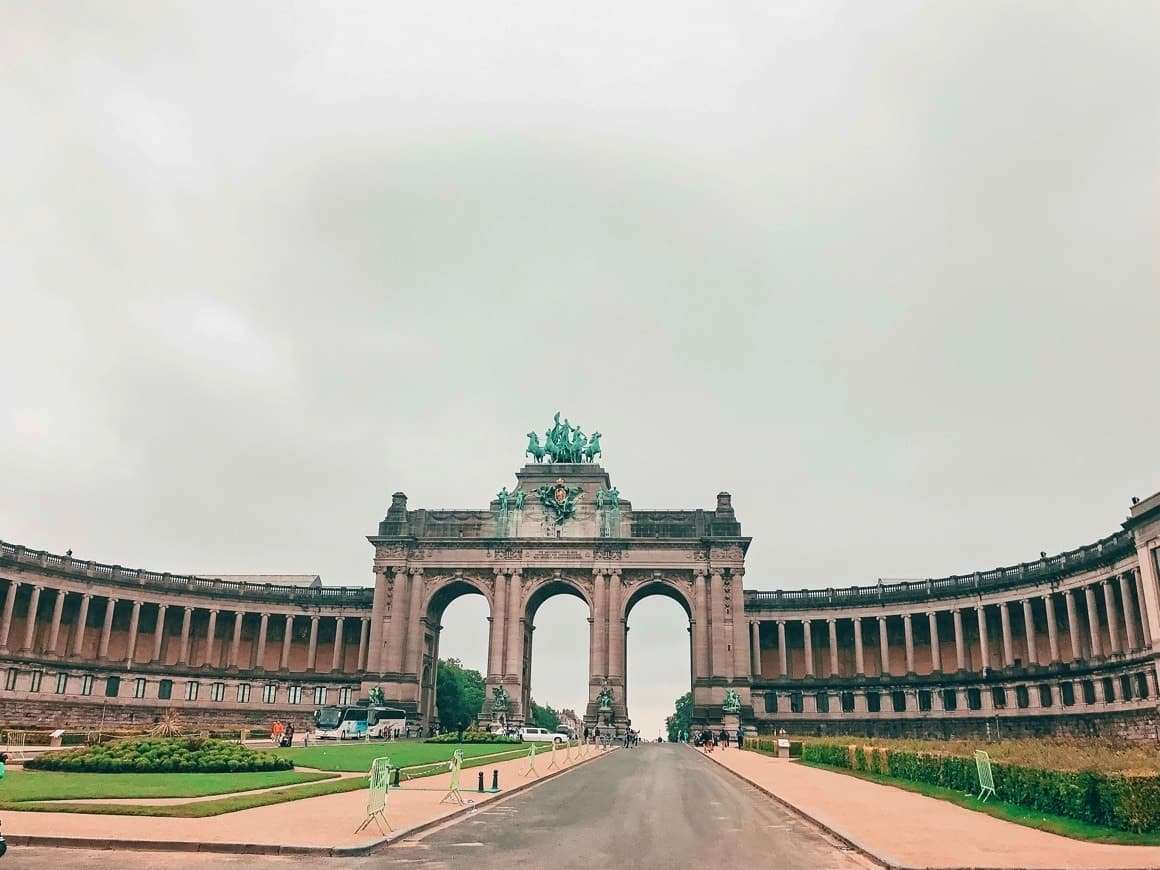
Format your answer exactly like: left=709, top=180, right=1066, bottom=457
left=491, top=685, right=510, bottom=712
left=597, top=683, right=613, bottom=711
left=722, top=689, right=742, bottom=714
left=537, top=479, right=583, bottom=524
left=531, top=412, right=603, bottom=463
left=496, top=487, right=510, bottom=512
left=513, top=489, right=526, bottom=510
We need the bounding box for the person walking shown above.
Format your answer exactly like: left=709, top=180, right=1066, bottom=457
left=736, top=726, right=744, bottom=749
left=720, top=728, right=730, bottom=749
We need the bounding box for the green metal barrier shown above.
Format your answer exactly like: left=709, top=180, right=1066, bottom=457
left=441, top=749, right=465, bottom=805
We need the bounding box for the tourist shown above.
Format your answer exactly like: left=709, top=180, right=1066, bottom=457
left=720, top=729, right=730, bottom=749
left=736, top=727, right=744, bottom=749
left=271, top=720, right=283, bottom=745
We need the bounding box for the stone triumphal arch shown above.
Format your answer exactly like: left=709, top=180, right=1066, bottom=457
left=364, top=424, right=752, bottom=734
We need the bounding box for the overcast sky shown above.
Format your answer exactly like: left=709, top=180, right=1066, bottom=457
left=2, top=3, right=1158, bottom=736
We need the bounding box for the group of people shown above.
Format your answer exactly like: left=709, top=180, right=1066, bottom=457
left=269, top=720, right=296, bottom=747
left=695, top=727, right=745, bottom=753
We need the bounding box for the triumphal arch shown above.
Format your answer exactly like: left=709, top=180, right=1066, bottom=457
left=362, top=415, right=752, bottom=733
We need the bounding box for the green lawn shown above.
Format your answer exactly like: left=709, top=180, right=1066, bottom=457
left=273, top=741, right=530, bottom=772
left=800, top=761, right=1160, bottom=846
left=0, top=768, right=332, bottom=802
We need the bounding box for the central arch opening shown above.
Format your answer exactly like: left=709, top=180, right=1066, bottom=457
left=525, top=580, right=591, bottom=735
left=625, top=583, right=692, bottom=741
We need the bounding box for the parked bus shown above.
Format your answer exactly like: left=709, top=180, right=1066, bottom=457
left=313, top=705, right=409, bottom=740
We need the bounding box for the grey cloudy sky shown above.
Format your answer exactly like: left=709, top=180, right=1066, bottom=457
left=2, top=2, right=1158, bottom=735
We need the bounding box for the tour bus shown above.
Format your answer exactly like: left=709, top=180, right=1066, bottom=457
left=313, top=705, right=409, bottom=740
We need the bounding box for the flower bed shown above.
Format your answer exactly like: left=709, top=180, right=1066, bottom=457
left=24, top=737, right=292, bottom=774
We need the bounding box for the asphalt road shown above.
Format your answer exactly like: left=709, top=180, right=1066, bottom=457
left=5, top=744, right=870, bottom=870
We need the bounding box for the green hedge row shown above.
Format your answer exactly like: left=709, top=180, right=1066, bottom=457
left=25, top=737, right=292, bottom=774
left=744, top=737, right=802, bottom=758
left=801, top=742, right=1160, bottom=833
left=425, top=732, right=522, bottom=745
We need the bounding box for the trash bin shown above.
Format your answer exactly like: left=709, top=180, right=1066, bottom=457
left=49, top=729, right=66, bottom=748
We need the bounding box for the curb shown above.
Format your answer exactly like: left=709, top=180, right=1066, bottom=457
left=4, top=746, right=615, bottom=857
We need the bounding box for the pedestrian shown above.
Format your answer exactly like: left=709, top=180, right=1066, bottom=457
left=720, top=728, right=730, bottom=749
left=736, top=726, right=744, bottom=749
left=583, top=726, right=590, bottom=743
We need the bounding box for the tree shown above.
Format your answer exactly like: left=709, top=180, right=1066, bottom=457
left=436, top=658, right=485, bottom=731
left=530, top=699, right=560, bottom=732
left=665, top=692, right=692, bottom=742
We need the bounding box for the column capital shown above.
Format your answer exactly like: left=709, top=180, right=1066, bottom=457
left=927, top=610, right=938, bottom=617
left=692, top=568, right=708, bottom=580
left=494, top=566, right=507, bottom=576
left=731, top=567, right=745, bottom=577
left=826, top=617, right=836, bottom=624
left=409, top=567, right=424, bottom=576
left=509, top=567, right=522, bottom=577
left=107, top=597, right=119, bottom=605
left=391, top=566, right=408, bottom=578
left=776, top=619, right=786, bottom=627
left=310, top=614, right=320, bottom=623
left=80, top=591, right=90, bottom=600
left=877, top=614, right=887, bottom=623
left=209, top=608, right=219, bottom=615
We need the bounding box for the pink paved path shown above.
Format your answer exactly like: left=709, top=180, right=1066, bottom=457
left=707, top=749, right=1160, bottom=870
left=3, top=743, right=609, bottom=852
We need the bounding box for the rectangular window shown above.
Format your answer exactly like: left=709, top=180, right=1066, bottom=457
left=840, top=691, right=855, bottom=713
left=134, top=678, right=147, bottom=699
left=1015, top=685, right=1029, bottom=708
left=917, top=690, right=932, bottom=712
left=942, top=688, right=957, bottom=711
left=1081, top=680, right=1096, bottom=704
left=158, top=679, right=173, bottom=700
left=789, top=692, right=804, bottom=714
left=1061, top=681, right=1076, bottom=706
left=967, top=687, right=982, bottom=710
left=1120, top=675, right=1133, bottom=701
left=237, top=683, right=251, bottom=703
left=1137, top=673, right=1150, bottom=699
left=338, top=686, right=352, bottom=706
left=287, top=685, right=302, bottom=704
left=1038, top=684, right=1053, bottom=707
left=29, top=670, right=44, bottom=693
left=81, top=674, right=94, bottom=696
left=5, top=669, right=19, bottom=691
left=991, top=686, right=1007, bottom=709
left=313, top=686, right=327, bottom=706
left=210, top=682, right=225, bottom=702
left=1101, top=677, right=1116, bottom=703
left=815, top=691, right=830, bottom=713
left=891, top=690, right=907, bottom=713
left=263, top=683, right=278, bottom=704
left=185, top=681, right=200, bottom=701
left=765, top=692, right=778, bottom=714
left=105, top=676, right=120, bottom=697
left=55, top=673, right=69, bottom=695
left=865, top=691, right=881, bottom=713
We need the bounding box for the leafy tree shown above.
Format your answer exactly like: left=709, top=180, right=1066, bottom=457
left=665, top=692, right=692, bottom=742
left=530, top=699, right=560, bottom=732
left=436, top=658, right=485, bottom=731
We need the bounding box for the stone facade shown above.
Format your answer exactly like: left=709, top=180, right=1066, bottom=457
left=2, top=464, right=1159, bottom=741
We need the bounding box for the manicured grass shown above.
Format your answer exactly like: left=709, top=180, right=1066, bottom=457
left=800, top=760, right=1160, bottom=846
left=272, top=741, right=531, bottom=772
left=0, top=768, right=331, bottom=802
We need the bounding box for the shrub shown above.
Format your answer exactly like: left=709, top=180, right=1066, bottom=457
left=24, top=737, right=292, bottom=774
left=425, top=731, right=522, bottom=745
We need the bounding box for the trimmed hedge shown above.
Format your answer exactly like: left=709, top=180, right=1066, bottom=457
left=425, top=731, right=522, bottom=745
left=801, top=742, right=1160, bottom=833
left=744, top=736, right=802, bottom=758
left=24, top=737, right=292, bottom=774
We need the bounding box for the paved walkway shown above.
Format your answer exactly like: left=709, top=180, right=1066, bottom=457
left=2, top=743, right=605, bottom=853
left=706, top=748, right=1160, bottom=870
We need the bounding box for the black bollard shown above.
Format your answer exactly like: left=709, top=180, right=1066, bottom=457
left=491, top=769, right=499, bottom=791
left=392, top=766, right=401, bottom=787
left=478, top=770, right=485, bottom=792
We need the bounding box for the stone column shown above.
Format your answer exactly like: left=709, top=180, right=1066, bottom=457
left=976, top=605, right=990, bottom=670
left=750, top=620, right=761, bottom=677
left=903, top=613, right=915, bottom=674
left=255, top=612, right=269, bottom=669
left=693, top=572, right=709, bottom=678
left=1119, top=573, right=1142, bottom=651
left=367, top=568, right=388, bottom=673
left=98, top=597, right=118, bottom=660
left=1102, top=579, right=1121, bottom=654
left=280, top=614, right=294, bottom=670
left=204, top=609, right=219, bottom=667
left=878, top=616, right=890, bottom=676
left=229, top=612, right=244, bottom=667
left=928, top=611, right=941, bottom=673
left=505, top=569, right=524, bottom=679
left=952, top=608, right=966, bottom=671
left=1084, top=585, right=1103, bottom=658
left=709, top=571, right=727, bottom=675
left=608, top=570, right=624, bottom=681
left=827, top=618, right=839, bottom=676
left=0, top=581, right=19, bottom=653
left=802, top=619, right=814, bottom=677
left=21, top=585, right=43, bottom=652
left=488, top=570, right=507, bottom=677
left=777, top=620, right=788, bottom=677
left=47, top=589, right=67, bottom=655
left=358, top=617, right=370, bottom=670
left=71, top=592, right=91, bottom=657
left=331, top=616, right=345, bottom=671
left=1065, top=589, right=1083, bottom=659
left=405, top=568, right=425, bottom=676
left=125, top=600, right=142, bottom=665
left=1000, top=602, right=1014, bottom=667
left=1135, top=568, right=1154, bottom=648
left=1044, top=593, right=1061, bottom=663
left=1021, top=599, right=1037, bottom=666
left=177, top=606, right=193, bottom=664
left=386, top=568, right=410, bottom=673
left=152, top=603, right=168, bottom=662
left=307, top=615, right=320, bottom=671
left=853, top=617, right=865, bottom=676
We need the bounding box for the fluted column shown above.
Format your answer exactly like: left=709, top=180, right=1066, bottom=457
left=151, top=604, right=168, bottom=662
left=731, top=569, right=749, bottom=680
left=229, top=612, right=243, bottom=667
left=1084, top=585, right=1103, bottom=658
left=405, top=568, right=425, bottom=675
left=366, top=568, right=388, bottom=673
left=878, top=616, right=889, bottom=676
left=489, top=570, right=508, bottom=677
left=125, top=600, right=142, bottom=665
left=1102, top=580, right=1121, bottom=654
left=0, top=581, right=19, bottom=652
left=608, top=570, right=624, bottom=681
left=802, top=619, right=814, bottom=677
left=777, top=620, right=788, bottom=677
left=928, top=611, right=941, bottom=672
left=306, top=615, right=320, bottom=671
left=709, top=571, right=727, bottom=675
left=505, top=569, right=523, bottom=679
left=280, top=614, right=294, bottom=670
left=1065, top=589, right=1082, bottom=659
left=903, top=613, right=915, bottom=674
left=1000, top=602, right=1014, bottom=667
left=952, top=608, right=966, bottom=671
left=853, top=617, right=865, bottom=675
left=1021, top=599, right=1037, bottom=665
left=976, top=605, right=990, bottom=670
left=98, top=597, right=117, bottom=660
left=21, top=585, right=43, bottom=652
left=750, top=620, right=761, bottom=676
left=357, top=617, right=370, bottom=670
left=827, top=618, right=839, bottom=676
left=1135, top=569, right=1154, bottom=648
left=71, top=592, right=91, bottom=657
left=331, top=616, right=345, bottom=671
left=47, top=589, right=66, bottom=655
left=1119, top=573, right=1141, bottom=651
left=203, top=609, right=218, bottom=667
left=1044, top=593, right=1061, bottom=663
left=255, top=612, right=269, bottom=669
left=692, top=571, right=709, bottom=678
left=177, top=606, right=193, bottom=664
left=386, top=568, right=409, bottom=673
